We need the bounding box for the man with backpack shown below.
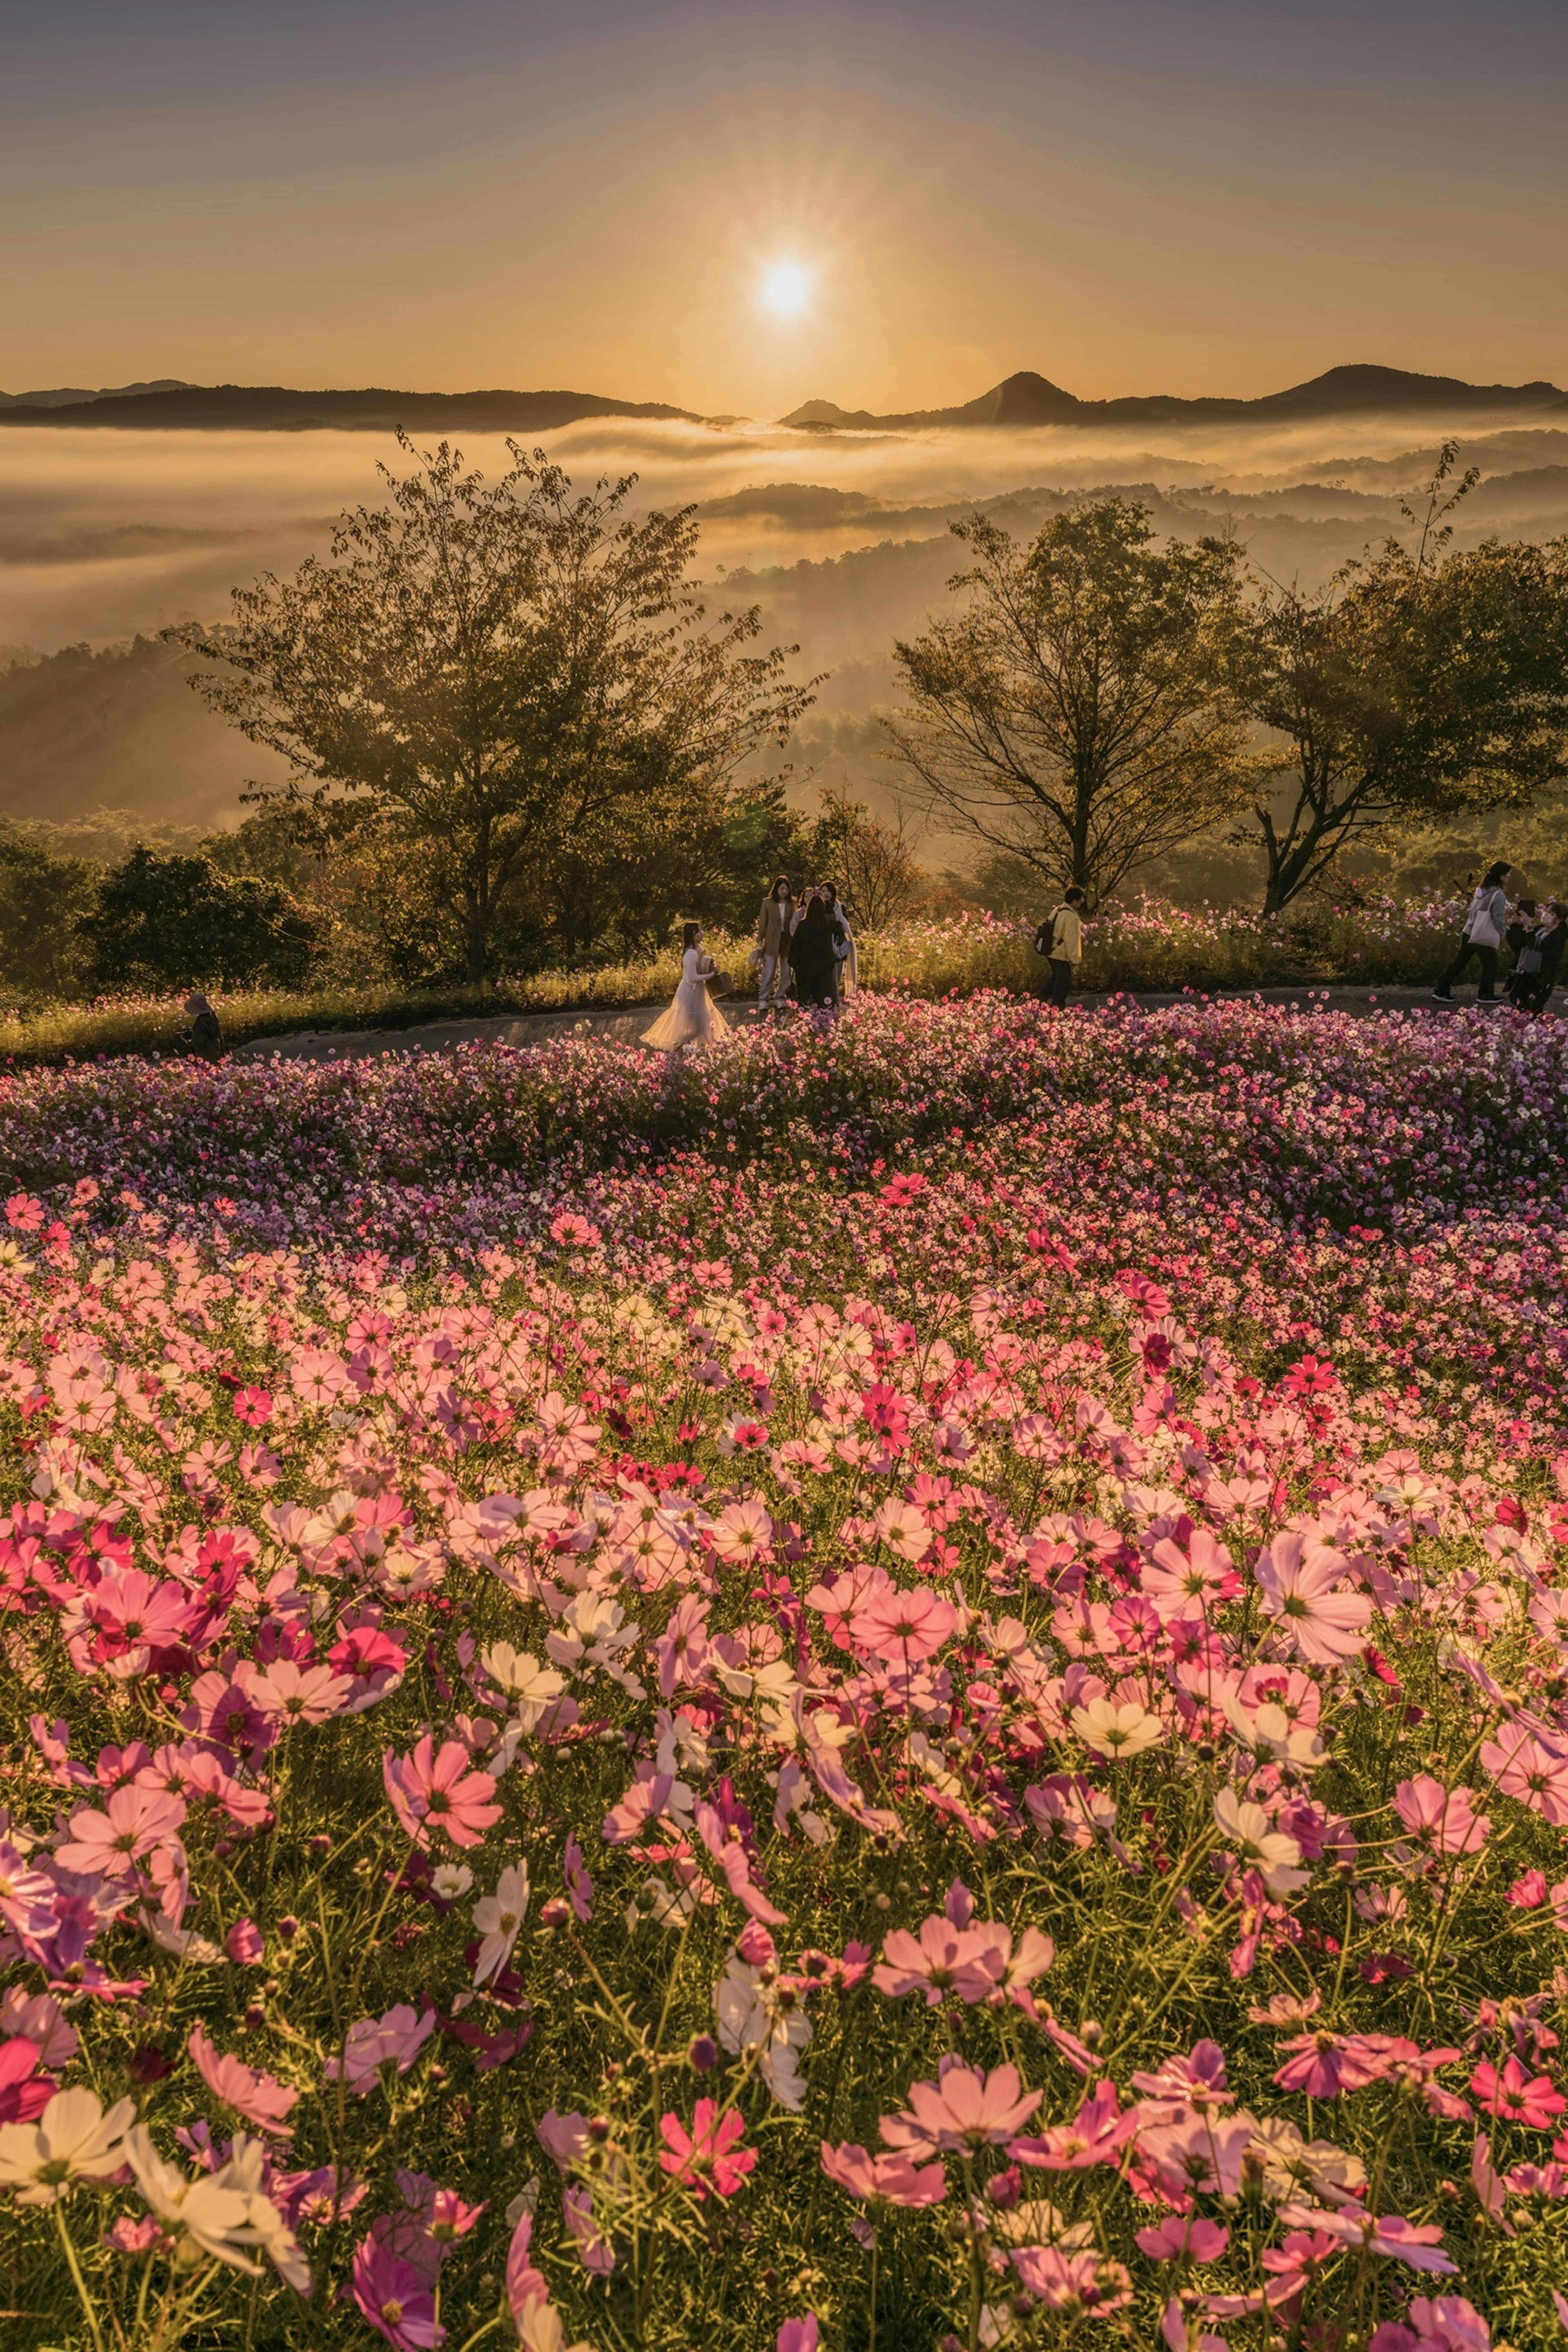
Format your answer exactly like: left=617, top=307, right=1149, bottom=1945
left=1033, top=886, right=1086, bottom=1009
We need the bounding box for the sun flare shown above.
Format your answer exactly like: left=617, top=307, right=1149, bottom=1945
left=757, top=258, right=813, bottom=319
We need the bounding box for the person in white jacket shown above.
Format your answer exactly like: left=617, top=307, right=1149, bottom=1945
left=1036, top=887, right=1086, bottom=1009
left=1434, top=862, right=1514, bottom=1004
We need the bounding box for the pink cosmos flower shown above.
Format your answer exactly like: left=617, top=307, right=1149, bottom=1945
left=0, top=2039, right=53, bottom=2127
left=1138, top=2111, right=1256, bottom=2201
left=873, top=1915, right=992, bottom=2007
left=1393, top=1777, right=1491, bottom=1858
left=351, top=2233, right=444, bottom=2350
left=1481, top=1729, right=1568, bottom=1824
left=777, top=2322, right=820, bottom=2352
left=563, top=1834, right=594, bottom=1924
left=1369, top=2298, right=1492, bottom=2352
left=847, top=1586, right=958, bottom=1664
left=537, top=2109, right=591, bottom=2170
left=225, top=1918, right=264, bottom=1965
left=55, top=1786, right=187, bottom=1877
left=1143, top=1529, right=1241, bottom=1620
left=819, top=2139, right=947, bottom=2207
left=1276, top=2205, right=1458, bottom=2274
left=881, top=2059, right=1041, bottom=2154
left=1010, top=2245, right=1132, bottom=2313
left=383, top=1738, right=501, bottom=1849
left=187, top=2025, right=298, bottom=2139
left=1253, top=1532, right=1371, bottom=1664
left=657, top=2100, right=757, bottom=2199
left=1136, top=2214, right=1229, bottom=2262
left=245, top=1659, right=352, bottom=1727
left=1010, top=2080, right=1136, bottom=2171
left=504, top=2211, right=548, bottom=2327
left=1470, top=2056, right=1566, bottom=2127
left=562, top=2182, right=614, bottom=2274
left=328, top=2005, right=438, bottom=2094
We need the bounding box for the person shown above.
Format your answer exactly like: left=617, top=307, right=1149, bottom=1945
left=181, top=991, right=225, bottom=1060
left=822, top=883, right=857, bottom=1004
left=755, top=875, right=795, bottom=1013
left=1433, top=861, right=1513, bottom=1004
left=1034, top=886, right=1086, bottom=1009
left=789, top=893, right=837, bottom=1008
left=1507, top=900, right=1566, bottom=1015
left=1504, top=898, right=1540, bottom=967
left=641, top=923, right=729, bottom=1051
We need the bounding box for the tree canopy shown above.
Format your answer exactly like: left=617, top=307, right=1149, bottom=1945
left=1240, top=463, right=1568, bottom=910
left=169, top=439, right=814, bottom=980
left=884, top=501, right=1251, bottom=902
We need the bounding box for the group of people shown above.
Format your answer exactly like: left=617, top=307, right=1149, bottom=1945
left=639, top=875, right=857, bottom=1051
left=753, top=875, right=856, bottom=1011
left=1435, top=861, right=1566, bottom=1012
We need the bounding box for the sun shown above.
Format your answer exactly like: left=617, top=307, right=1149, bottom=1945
left=757, top=259, right=813, bottom=320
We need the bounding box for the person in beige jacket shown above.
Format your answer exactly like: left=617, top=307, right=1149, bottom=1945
left=1036, top=886, right=1085, bottom=1009
left=755, top=876, right=795, bottom=1010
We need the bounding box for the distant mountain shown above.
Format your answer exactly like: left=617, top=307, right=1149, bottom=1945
left=780, top=364, right=1566, bottom=432
left=0, top=383, right=699, bottom=431
left=0, top=379, right=193, bottom=410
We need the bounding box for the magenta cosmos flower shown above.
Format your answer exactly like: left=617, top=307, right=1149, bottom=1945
left=350, top=2234, right=444, bottom=2350
left=657, top=2100, right=757, bottom=2200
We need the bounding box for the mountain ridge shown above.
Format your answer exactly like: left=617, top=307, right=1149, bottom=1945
left=780, top=364, right=1568, bottom=431
left=0, top=364, right=1563, bottom=434
left=0, top=383, right=700, bottom=432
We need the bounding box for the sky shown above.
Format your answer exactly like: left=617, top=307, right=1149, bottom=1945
left=2, top=0, right=1566, bottom=416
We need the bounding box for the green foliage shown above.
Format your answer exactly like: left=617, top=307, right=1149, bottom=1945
left=80, top=846, right=316, bottom=991
left=0, top=831, right=98, bottom=1002
left=887, top=500, right=1253, bottom=902
left=169, top=437, right=815, bottom=981
left=1241, top=453, right=1568, bottom=911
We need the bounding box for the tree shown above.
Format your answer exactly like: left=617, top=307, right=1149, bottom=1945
left=805, top=785, right=922, bottom=929
left=81, top=848, right=316, bottom=990
left=884, top=501, right=1250, bottom=902
left=0, top=833, right=97, bottom=1001
left=1241, top=450, right=1568, bottom=911
left=169, top=439, right=813, bottom=982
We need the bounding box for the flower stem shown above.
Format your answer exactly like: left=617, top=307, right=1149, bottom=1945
left=53, top=2203, right=106, bottom=2352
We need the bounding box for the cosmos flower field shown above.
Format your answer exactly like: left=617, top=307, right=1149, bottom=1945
left=4, top=992, right=1568, bottom=2352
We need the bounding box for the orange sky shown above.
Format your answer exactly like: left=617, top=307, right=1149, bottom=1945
left=4, top=0, right=1566, bottom=416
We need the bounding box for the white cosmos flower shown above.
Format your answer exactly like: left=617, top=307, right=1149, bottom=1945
left=0, top=2087, right=135, bottom=2205
left=432, top=1864, right=475, bottom=1900
left=127, top=2125, right=266, bottom=2273
left=1213, top=1787, right=1309, bottom=1894
left=481, top=1644, right=568, bottom=1731
left=1223, top=1694, right=1327, bottom=1773
left=214, top=2134, right=313, bottom=2292
left=473, top=1863, right=531, bottom=1986
left=517, top=2297, right=595, bottom=2352
left=1068, top=1697, right=1164, bottom=1760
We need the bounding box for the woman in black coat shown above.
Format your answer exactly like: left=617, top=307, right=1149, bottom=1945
left=790, top=895, right=837, bottom=1007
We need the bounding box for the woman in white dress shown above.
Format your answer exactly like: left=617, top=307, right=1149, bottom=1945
left=641, top=923, right=730, bottom=1050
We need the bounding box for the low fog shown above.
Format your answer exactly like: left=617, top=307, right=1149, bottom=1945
left=2, top=410, right=1568, bottom=831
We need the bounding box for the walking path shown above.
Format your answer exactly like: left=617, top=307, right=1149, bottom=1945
left=232, top=983, right=1537, bottom=1064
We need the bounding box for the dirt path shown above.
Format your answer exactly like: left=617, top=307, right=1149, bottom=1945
left=229, top=983, right=1541, bottom=1063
